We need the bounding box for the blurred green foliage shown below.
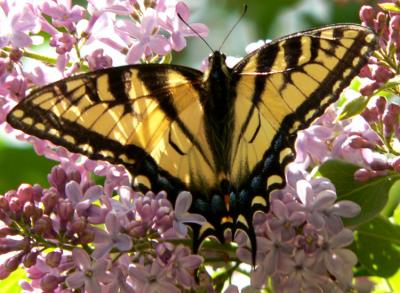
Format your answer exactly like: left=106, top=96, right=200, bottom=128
left=0, top=141, right=56, bottom=193
left=0, top=268, right=27, bottom=293
left=178, top=0, right=367, bottom=67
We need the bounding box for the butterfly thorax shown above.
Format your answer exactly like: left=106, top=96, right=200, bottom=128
left=202, top=51, right=235, bottom=184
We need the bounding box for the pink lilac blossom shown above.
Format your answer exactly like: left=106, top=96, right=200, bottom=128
left=116, top=8, right=172, bottom=63
left=0, top=2, right=40, bottom=49
left=0, top=169, right=204, bottom=290
left=65, top=248, right=109, bottom=292
left=236, top=176, right=361, bottom=292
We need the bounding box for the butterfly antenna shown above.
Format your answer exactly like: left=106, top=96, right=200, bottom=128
left=177, top=13, right=214, bottom=53
left=218, top=4, right=248, bottom=51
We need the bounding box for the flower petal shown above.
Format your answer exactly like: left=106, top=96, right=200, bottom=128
left=72, top=248, right=91, bottom=269
left=175, top=191, right=192, bottom=215
left=65, top=271, right=85, bottom=289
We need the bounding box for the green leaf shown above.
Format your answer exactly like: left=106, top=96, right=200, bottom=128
left=318, top=160, right=399, bottom=227
left=378, top=3, right=400, bottom=13
left=336, top=95, right=369, bottom=121
left=354, top=216, right=400, bottom=277
left=387, top=267, right=400, bottom=293
left=394, top=202, right=400, bottom=225
left=381, top=179, right=400, bottom=217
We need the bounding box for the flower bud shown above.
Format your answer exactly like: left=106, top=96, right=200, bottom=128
left=0, top=264, right=11, bottom=280
left=360, top=80, right=379, bottom=96
left=375, top=12, right=388, bottom=35
left=17, top=184, right=36, bottom=203
left=68, top=171, right=81, bottom=184
left=155, top=207, right=173, bottom=231
left=46, top=251, right=62, bottom=268
left=374, top=66, right=394, bottom=83
left=0, top=238, right=30, bottom=254
left=136, top=195, right=158, bottom=222
left=370, top=158, right=390, bottom=171
left=374, top=96, right=387, bottom=115
left=79, top=229, right=95, bottom=244
left=0, top=227, right=16, bottom=237
left=48, top=166, right=67, bottom=193
left=9, top=49, right=22, bottom=62
left=42, top=189, right=58, bottom=214
left=0, top=211, right=7, bottom=222
left=383, top=110, right=397, bottom=137
left=359, top=6, right=375, bottom=27
left=354, top=168, right=376, bottom=182
left=33, top=216, right=53, bottom=235
left=22, top=251, right=39, bottom=267
left=70, top=217, right=86, bottom=233
left=58, top=199, right=74, bottom=221
left=388, top=103, right=400, bottom=115
left=23, top=202, right=36, bottom=218
left=349, top=136, right=375, bottom=149
left=4, top=190, right=17, bottom=201
left=127, top=221, right=147, bottom=237
left=0, top=197, right=9, bottom=211
left=358, top=65, right=373, bottom=78
left=391, top=157, right=400, bottom=172
left=389, top=15, right=400, bottom=47
left=9, top=197, right=23, bottom=213
left=5, top=252, right=24, bottom=272
left=40, top=274, right=60, bottom=291
left=32, top=184, right=43, bottom=202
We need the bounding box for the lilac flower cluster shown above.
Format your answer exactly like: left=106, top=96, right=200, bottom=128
left=359, top=4, right=397, bottom=96
left=0, top=165, right=204, bottom=291
left=235, top=169, right=361, bottom=292
left=294, top=3, right=400, bottom=183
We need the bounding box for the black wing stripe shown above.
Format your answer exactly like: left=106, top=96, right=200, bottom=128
left=234, top=42, right=279, bottom=150
left=254, top=28, right=377, bottom=190
left=310, top=32, right=321, bottom=61
left=137, top=68, right=214, bottom=169
left=282, top=37, right=302, bottom=85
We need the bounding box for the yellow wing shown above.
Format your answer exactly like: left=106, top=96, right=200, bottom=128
left=7, top=65, right=218, bottom=191
left=230, top=24, right=377, bottom=193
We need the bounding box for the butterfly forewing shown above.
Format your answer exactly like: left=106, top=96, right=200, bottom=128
left=7, top=65, right=220, bottom=190
left=230, top=24, right=377, bottom=193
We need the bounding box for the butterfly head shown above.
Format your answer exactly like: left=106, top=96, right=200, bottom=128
left=203, top=51, right=231, bottom=82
